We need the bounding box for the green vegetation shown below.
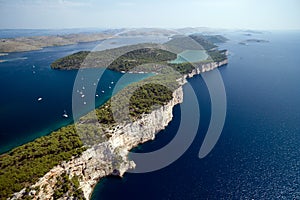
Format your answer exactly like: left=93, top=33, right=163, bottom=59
left=165, top=36, right=207, bottom=52
left=189, top=34, right=217, bottom=50
left=50, top=34, right=228, bottom=72
left=201, top=35, right=228, bottom=44
left=107, top=48, right=176, bottom=72
left=51, top=51, right=90, bottom=70
left=50, top=43, right=163, bottom=70
left=168, top=62, right=195, bottom=74
left=129, top=83, right=173, bottom=116
left=0, top=125, right=86, bottom=200
left=207, top=50, right=228, bottom=62
left=53, top=173, right=84, bottom=200
left=51, top=47, right=177, bottom=72
left=109, top=74, right=179, bottom=121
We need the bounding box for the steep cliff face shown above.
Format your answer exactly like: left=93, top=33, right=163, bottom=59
left=11, top=60, right=227, bottom=200
left=186, top=60, right=228, bottom=78
left=11, top=87, right=183, bottom=200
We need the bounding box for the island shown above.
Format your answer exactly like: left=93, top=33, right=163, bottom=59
left=239, top=38, right=270, bottom=45
left=0, top=33, right=114, bottom=53
left=0, top=34, right=228, bottom=200
left=50, top=34, right=227, bottom=72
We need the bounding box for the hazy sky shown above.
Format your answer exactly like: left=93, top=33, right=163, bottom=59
left=0, top=0, right=299, bottom=30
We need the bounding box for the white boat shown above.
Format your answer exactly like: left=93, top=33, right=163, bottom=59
left=37, top=97, right=43, bottom=101
left=81, top=94, right=85, bottom=98
left=96, top=94, right=99, bottom=97
left=83, top=101, right=87, bottom=105
left=111, top=81, right=114, bottom=84
left=101, top=90, right=105, bottom=93
left=32, top=65, right=35, bottom=68
left=62, top=110, right=68, bottom=118
left=109, top=86, right=112, bottom=89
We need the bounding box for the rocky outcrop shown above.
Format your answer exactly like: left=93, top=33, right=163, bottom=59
left=176, top=60, right=228, bottom=83
left=11, top=59, right=227, bottom=200
left=186, top=59, right=228, bottom=78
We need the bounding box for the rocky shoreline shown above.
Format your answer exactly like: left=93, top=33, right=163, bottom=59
left=11, top=60, right=227, bottom=200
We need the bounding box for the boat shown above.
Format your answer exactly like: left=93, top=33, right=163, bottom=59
left=81, top=94, right=85, bottom=98
left=96, top=94, right=99, bottom=97
left=62, top=110, right=68, bottom=118
left=109, top=86, right=111, bottom=89
left=111, top=81, right=114, bottom=84
left=37, top=97, right=42, bottom=101
left=83, top=101, right=87, bottom=105
left=101, top=90, right=105, bottom=93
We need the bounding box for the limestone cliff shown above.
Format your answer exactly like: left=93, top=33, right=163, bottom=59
left=11, top=60, right=227, bottom=200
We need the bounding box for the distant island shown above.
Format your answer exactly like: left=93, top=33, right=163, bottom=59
left=0, top=33, right=114, bottom=53
left=0, top=34, right=228, bottom=200
left=239, top=38, right=270, bottom=45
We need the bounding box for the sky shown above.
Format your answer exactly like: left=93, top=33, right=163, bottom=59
left=0, top=0, right=299, bottom=30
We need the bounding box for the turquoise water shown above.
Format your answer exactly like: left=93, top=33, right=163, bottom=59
left=169, top=50, right=208, bottom=64
left=92, top=31, right=300, bottom=199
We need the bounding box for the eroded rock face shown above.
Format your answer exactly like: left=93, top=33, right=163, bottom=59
left=11, top=60, right=227, bottom=200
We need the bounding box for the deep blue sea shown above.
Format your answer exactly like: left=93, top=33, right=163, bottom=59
left=91, top=31, right=300, bottom=199
left=1, top=30, right=300, bottom=199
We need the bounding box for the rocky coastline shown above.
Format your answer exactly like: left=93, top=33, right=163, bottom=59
left=11, top=60, right=227, bottom=200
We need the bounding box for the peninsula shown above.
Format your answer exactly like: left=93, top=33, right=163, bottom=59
left=0, top=34, right=228, bottom=200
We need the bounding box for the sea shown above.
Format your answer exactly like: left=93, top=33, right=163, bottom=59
left=1, top=30, right=300, bottom=199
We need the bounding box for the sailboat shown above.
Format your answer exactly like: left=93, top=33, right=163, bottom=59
left=62, top=110, right=68, bottom=118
